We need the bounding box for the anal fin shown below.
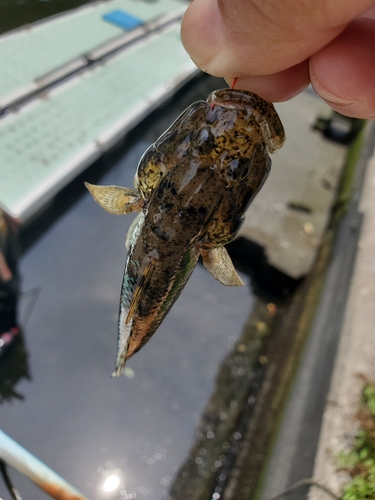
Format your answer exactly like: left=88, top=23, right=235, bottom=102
left=85, top=183, right=143, bottom=215
left=126, top=259, right=154, bottom=325
left=200, top=246, right=244, bottom=286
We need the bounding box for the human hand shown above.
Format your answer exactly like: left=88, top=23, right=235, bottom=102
left=181, top=0, right=375, bottom=118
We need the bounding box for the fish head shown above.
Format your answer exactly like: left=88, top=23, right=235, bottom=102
left=206, top=89, right=285, bottom=154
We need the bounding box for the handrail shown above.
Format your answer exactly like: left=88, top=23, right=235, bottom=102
left=0, top=430, right=89, bottom=500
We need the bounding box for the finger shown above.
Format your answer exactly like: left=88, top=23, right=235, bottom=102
left=226, top=60, right=310, bottom=102
left=181, top=0, right=375, bottom=77
left=310, top=17, right=375, bottom=118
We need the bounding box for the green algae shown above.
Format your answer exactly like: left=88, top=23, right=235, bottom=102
left=338, top=383, right=375, bottom=500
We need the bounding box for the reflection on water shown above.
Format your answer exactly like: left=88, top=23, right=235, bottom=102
left=102, top=472, right=121, bottom=492
left=0, top=210, right=20, bottom=332
left=0, top=328, right=30, bottom=403
left=0, top=209, right=30, bottom=404
left=168, top=300, right=275, bottom=500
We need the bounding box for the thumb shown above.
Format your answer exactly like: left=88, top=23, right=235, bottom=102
left=181, top=0, right=375, bottom=78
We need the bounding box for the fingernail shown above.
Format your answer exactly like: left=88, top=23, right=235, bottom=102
left=316, top=94, right=370, bottom=118
left=310, top=75, right=367, bottom=117
left=313, top=89, right=357, bottom=108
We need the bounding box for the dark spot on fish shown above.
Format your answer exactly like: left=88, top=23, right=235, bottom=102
left=187, top=206, right=196, bottom=216
left=198, top=206, right=208, bottom=215
left=164, top=203, right=174, bottom=212
left=151, top=225, right=176, bottom=242
left=152, top=226, right=169, bottom=241
left=165, top=181, right=177, bottom=196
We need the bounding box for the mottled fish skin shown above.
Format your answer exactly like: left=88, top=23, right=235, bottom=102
left=115, top=156, right=224, bottom=374
left=86, top=89, right=285, bottom=376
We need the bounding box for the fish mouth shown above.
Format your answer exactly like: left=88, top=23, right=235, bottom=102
left=207, top=88, right=261, bottom=110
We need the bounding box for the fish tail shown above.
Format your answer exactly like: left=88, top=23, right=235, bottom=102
left=112, top=308, right=132, bottom=377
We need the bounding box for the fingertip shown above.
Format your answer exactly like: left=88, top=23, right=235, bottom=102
left=228, top=61, right=310, bottom=102
left=310, top=18, right=375, bottom=118
left=181, top=0, right=223, bottom=72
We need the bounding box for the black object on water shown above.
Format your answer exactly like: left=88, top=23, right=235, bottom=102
left=0, top=209, right=20, bottom=336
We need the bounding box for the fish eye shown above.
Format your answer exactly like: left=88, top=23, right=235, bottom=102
left=226, top=158, right=250, bottom=183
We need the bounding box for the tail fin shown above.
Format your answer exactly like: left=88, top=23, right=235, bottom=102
left=111, top=312, right=132, bottom=377
left=112, top=259, right=155, bottom=377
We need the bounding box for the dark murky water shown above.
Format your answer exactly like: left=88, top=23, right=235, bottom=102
left=0, top=0, right=92, bottom=34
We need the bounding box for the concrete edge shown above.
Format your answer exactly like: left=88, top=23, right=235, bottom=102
left=309, top=130, right=375, bottom=498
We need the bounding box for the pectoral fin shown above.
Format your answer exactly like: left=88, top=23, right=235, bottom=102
left=201, top=246, right=244, bottom=286
left=85, top=183, right=144, bottom=215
